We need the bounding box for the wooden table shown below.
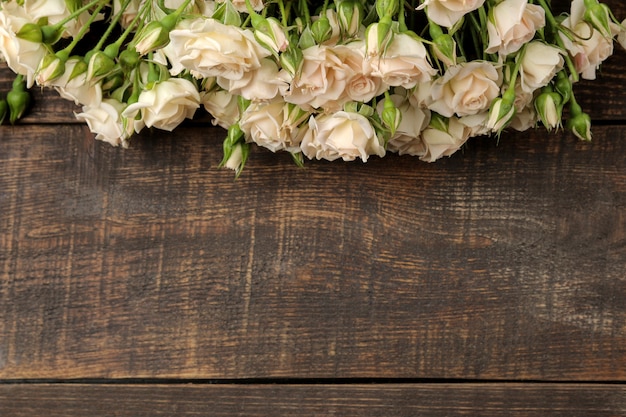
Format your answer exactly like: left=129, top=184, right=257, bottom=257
left=1, top=4, right=626, bottom=415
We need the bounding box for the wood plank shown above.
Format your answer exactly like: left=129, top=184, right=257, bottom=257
left=0, top=383, right=625, bottom=416
left=1, top=124, right=624, bottom=380
left=1, top=0, right=626, bottom=124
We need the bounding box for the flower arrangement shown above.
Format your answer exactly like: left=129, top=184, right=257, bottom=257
left=0, top=0, right=625, bottom=175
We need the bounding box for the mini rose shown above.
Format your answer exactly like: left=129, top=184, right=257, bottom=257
left=427, top=61, right=502, bottom=118
left=123, top=78, right=201, bottom=132
left=420, top=116, right=471, bottom=162
left=377, top=94, right=431, bottom=156
left=217, top=58, right=291, bottom=101
left=49, top=58, right=102, bottom=108
left=560, top=2, right=617, bottom=80
left=519, top=41, right=564, bottom=93
left=334, top=42, right=386, bottom=103
left=76, top=99, right=130, bottom=147
left=0, top=4, right=47, bottom=87
left=417, top=0, right=485, bottom=28
left=369, top=33, right=437, bottom=89
left=240, top=101, right=307, bottom=153
left=201, top=89, right=240, bottom=129
left=286, top=45, right=354, bottom=111
left=22, top=0, right=87, bottom=38
left=486, top=0, right=545, bottom=57
left=165, top=17, right=270, bottom=80
left=300, top=112, right=385, bottom=162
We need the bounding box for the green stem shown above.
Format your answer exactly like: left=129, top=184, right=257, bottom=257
left=123, top=0, right=154, bottom=46
left=477, top=6, right=489, bottom=58
left=299, top=0, right=311, bottom=25
left=278, top=0, right=288, bottom=26
left=50, top=0, right=104, bottom=31
left=58, top=1, right=107, bottom=57
left=94, top=0, right=133, bottom=52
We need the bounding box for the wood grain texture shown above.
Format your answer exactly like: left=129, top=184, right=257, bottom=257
left=1, top=123, right=624, bottom=380
left=1, top=384, right=625, bottom=417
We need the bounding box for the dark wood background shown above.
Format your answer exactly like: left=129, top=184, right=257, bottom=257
left=1, top=1, right=625, bottom=415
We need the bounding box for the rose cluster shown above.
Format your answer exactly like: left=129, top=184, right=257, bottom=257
left=0, top=0, right=624, bottom=175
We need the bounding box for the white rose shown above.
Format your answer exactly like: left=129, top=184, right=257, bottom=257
left=49, top=57, right=103, bottom=107
left=417, top=0, right=486, bottom=28
left=420, top=117, right=471, bottom=162
left=376, top=94, right=431, bottom=156
left=201, top=89, right=240, bottom=129
left=240, top=101, right=308, bottom=153
left=560, top=6, right=616, bottom=81
left=427, top=61, right=502, bottom=117
left=123, top=78, right=201, bottom=131
left=369, top=33, right=437, bottom=89
left=459, top=112, right=491, bottom=137
left=569, top=28, right=614, bottom=81
left=22, top=0, right=92, bottom=37
left=76, top=99, right=133, bottom=147
left=334, top=41, right=386, bottom=103
left=509, top=86, right=537, bottom=132
left=164, top=17, right=270, bottom=80
left=486, top=0, right=545, bottom=57
left=300, top=112, right=385, bottom=162
left=0, top=4, right=47, bottom=87
left=509, top=104, right=537, bottom=131
left=519, top=41, right=564, bottom=93
left=286, top=45, right=353, bottom=111
left=217, top=58, right=291, bottom=101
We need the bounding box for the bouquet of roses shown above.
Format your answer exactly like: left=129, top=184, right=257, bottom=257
left=0, top=0, right=625, bottom=175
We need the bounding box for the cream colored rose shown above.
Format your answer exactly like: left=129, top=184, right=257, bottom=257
left=201, top=89, right=240, bottom=129
left=286, top=45, right=353, bottom=111
left=76, top=99, right=133, bottom=147
left=49, top=57, right=103, bottom=107
left=240, top=101, right=308, bottom=153
left=376, top=94, right=431, bottom=156
left=418, top=0, right=486, bottom=28
left=486, top=0, right=545, bottom=57
left=164, top=17, right=270, bottom=80
left=560, top=3, right=617, bottom=81
left=22, top=0, right=91, bottom=37
left=0, top=4, right=47, bottom=87
left=369, top=33, right=437, bottom=89
left=334, top=41, right=386, bottom=103
left=122, top=78, right=201, bottom=131
left=519, top=41, right=564, bottom=93
left=509, top=104, right=537, bottom=132
left=427, top=61, right=501, bottom=117
left=217, top=58, right=291, bottom=101
left=300, top=112, right=385, bottom=162
left=420, top=117, right=471, bottom=162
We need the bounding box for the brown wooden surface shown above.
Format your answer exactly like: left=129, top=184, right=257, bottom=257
left=1, top=121, right=625, bottom=381
left=1, top=384, right=625, bottom=416
left=1, top=0, right=626, bottom=414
